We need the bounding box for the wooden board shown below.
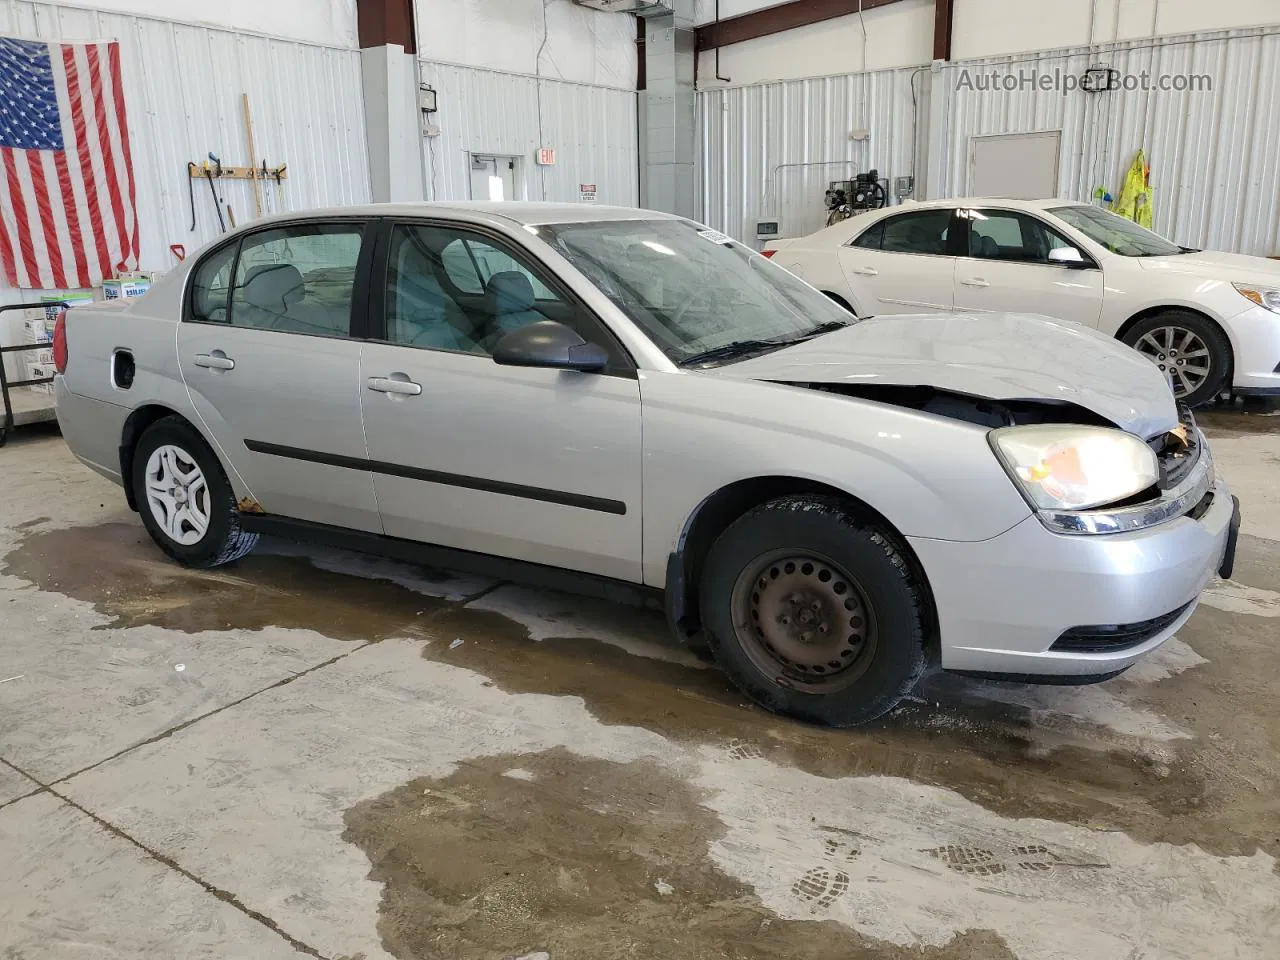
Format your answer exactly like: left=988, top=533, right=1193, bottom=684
left=188, top=166, right=287, bottom=181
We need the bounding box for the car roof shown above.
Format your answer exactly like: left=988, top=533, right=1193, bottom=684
left=879, top=197, right=1085, bottom=213
left=241, top=201, right=680, bottom=228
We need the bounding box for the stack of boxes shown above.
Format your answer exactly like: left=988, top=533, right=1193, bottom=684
left=17, top=278, right=150, bottom=396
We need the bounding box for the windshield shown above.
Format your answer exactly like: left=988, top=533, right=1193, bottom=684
left=537, top=219, right=855, bottom=364
left=1049, top=204, right=1183, bottom=257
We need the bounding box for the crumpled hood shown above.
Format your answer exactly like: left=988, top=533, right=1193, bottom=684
left=1137, top=250, right=1280, bottom=284
left=706, top=313, right=1179, bottom=438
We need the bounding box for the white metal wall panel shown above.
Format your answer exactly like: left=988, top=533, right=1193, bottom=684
left=0, top=1, right=370, bottom=279
left=418, top=60, right=638, bottom=207
left=932, top=26, right=1280, bottom=256
left=698, top=67, right=922, bottom=242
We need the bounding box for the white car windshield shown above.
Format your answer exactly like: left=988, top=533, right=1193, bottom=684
left=1049, top=204, right=1185, bottom=257
left=538, top=219, right=855, bottom=365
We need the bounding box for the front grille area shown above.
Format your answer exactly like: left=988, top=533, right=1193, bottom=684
left=1148, top=404, right=1201, bottom=490
left=1051, top=602, right=1193, bottom=653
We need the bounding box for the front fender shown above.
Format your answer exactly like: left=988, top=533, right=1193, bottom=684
left=638, top=372, right=1031, bottom=587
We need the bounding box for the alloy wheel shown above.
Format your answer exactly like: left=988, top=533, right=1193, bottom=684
left=1133, top=325, right=1212, bottom=399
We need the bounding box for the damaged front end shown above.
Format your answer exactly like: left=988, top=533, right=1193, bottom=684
left=794, top=382, right=1217, bottom=537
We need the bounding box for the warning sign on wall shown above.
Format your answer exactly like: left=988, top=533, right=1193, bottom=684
left=579, top=183, right=597, bottom=202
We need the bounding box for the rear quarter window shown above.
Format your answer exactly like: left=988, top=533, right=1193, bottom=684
left=189, top=242, right=237, bottom=323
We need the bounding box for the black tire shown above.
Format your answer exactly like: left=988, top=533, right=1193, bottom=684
left=130, top=416, right=259, bottom=568
left=699, top=496, right=927, bottom=727
left=1120, top=310, right=1231, bottom=408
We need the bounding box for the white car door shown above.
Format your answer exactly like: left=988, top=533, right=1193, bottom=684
left=357, top=220, right=644, bottom=582
left=952, top=208, right=1105, bottom=326
left=835, top=208, right=958, bottom=314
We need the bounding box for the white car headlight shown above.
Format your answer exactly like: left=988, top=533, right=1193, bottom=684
left=1233, top=283, right=1280, bottom=314
left=989, top=425, right=1159, bottom=512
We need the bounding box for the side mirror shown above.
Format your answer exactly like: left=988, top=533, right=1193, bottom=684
left=1048, top=247, right=1087, bottom=267
left=492, top=320, right=609, bottom=372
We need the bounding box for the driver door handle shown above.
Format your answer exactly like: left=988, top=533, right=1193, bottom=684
left=367, top=376, right=422, bottom=396
left=961, top=277, right=990, bottom=288
left=852, top=266, right=879, bottom=276
left=193, top=352, right=235, bottom=370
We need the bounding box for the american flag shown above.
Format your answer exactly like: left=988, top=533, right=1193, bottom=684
left=0, top=37, right=139, bottom=290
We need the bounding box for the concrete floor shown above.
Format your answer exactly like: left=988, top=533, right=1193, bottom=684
left=2, top=411, right=1279, bottom=960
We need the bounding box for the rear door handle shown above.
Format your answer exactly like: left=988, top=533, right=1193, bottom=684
left=852, top=267, right=879, bottom=276
left=961, top=278, right=990, bottom=288
left=193, top=352, right=235, bottom=370
left=367, top=376, right=422, bottom=396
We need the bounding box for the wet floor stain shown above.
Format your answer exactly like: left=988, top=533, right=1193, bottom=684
left=6, top=519, right=1280, bottom=864
left=342, top=748, right=1016, bottom=960
left=1, top=522, right=452, bottom=640
left=1198, top=409, right=1280, bottom=438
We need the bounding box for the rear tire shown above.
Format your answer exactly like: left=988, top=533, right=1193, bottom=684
left=699, top=496, right=927, bottom=727
left=1120, top=310, right=1230, bottom=408
left=131, top=416, right=259, bottom=568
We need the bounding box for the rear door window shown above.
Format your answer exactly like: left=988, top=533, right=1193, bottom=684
left=879, top=210, right=954, bottom=256
left=228, top=223, right=365, bottom=337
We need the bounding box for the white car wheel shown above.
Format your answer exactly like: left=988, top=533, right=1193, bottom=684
left=143, top=444, right=211, bottom=546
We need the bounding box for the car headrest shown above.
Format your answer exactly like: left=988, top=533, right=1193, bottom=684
left=242, top=263, right=305, bottom=306
left=977, top=235, right=1000, bottom=258
left=484, top=271, right=535, bottom=314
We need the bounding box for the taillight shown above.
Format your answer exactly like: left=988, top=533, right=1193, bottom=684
left=760, top=249, right=777, bottom=258
left=52, top=308, right=68, bottom=374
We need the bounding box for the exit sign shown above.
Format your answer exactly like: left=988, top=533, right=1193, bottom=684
left=536, top=147, right=556, bottom=165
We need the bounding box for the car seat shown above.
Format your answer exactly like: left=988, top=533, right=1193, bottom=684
left=975, top=234, right=1000, bottom=259
left=480, top=271, right=543, bottom=348
left=236, top=264, right=334, bottom=334
left=390, top=241, right=482, bottom=352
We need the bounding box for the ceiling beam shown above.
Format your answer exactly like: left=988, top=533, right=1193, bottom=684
left=695, top=0, right=908, bottom=52
left=933, top=0, right=954, bottom=60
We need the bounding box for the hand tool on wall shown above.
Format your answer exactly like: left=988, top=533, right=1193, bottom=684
left=202, top=160, right=226, bottom=233
left=186, top=161, right=198, bottom=231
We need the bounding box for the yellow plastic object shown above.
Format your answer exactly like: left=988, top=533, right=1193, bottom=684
left=1114, top=149, right=1154, bottom=228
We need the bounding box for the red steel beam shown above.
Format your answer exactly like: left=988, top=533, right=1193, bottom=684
left=356, top=0, right=416, bottom=55
left=695, top=0, right=908, bottom=52
left=933, top=0, right=954, bottom=60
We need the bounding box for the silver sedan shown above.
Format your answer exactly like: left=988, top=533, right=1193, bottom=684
left=52, top=202, right=1239, bottom=726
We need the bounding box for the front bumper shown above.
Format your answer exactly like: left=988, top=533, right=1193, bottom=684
left=1225, top=304, right=1280, bottom=393
left=908, top=480, right=1236, bottom=678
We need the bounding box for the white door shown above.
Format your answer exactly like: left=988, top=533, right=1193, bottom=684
left=469, top=155, right=517, bottom=202
left=952, top=207, right=1104, bottom=326
left=836, top=208, right=958, bottom=314
left=357, top=220, right=643, bottom=582
left=969, top=131, right=1061, bottom=200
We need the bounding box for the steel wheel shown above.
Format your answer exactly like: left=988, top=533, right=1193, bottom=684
left=731, top=550, right=878, bottom=693
left=1133, top=325, right=1213, bottom=400
left=143, top=444, right=210, bottom=546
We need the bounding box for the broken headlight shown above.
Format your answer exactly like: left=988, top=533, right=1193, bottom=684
left=989, top=425, right=1159, bottom=512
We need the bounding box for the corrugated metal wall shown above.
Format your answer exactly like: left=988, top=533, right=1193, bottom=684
left=0, top=1, right=370, bottom=279
left=418, top=60, right=638, bottom=207
left=931, top=25, right=1280, bottom=256
left=698, top=67, right=923, bottom=242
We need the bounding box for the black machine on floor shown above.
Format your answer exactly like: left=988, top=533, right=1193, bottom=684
left=825, top=170, right=889, bottom=226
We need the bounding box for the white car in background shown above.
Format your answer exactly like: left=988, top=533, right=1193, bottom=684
left=764, top=198, right=1280, bottom=407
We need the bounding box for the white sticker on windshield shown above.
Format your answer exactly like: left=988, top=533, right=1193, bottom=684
left=696, top=228, right=734, bottom=246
